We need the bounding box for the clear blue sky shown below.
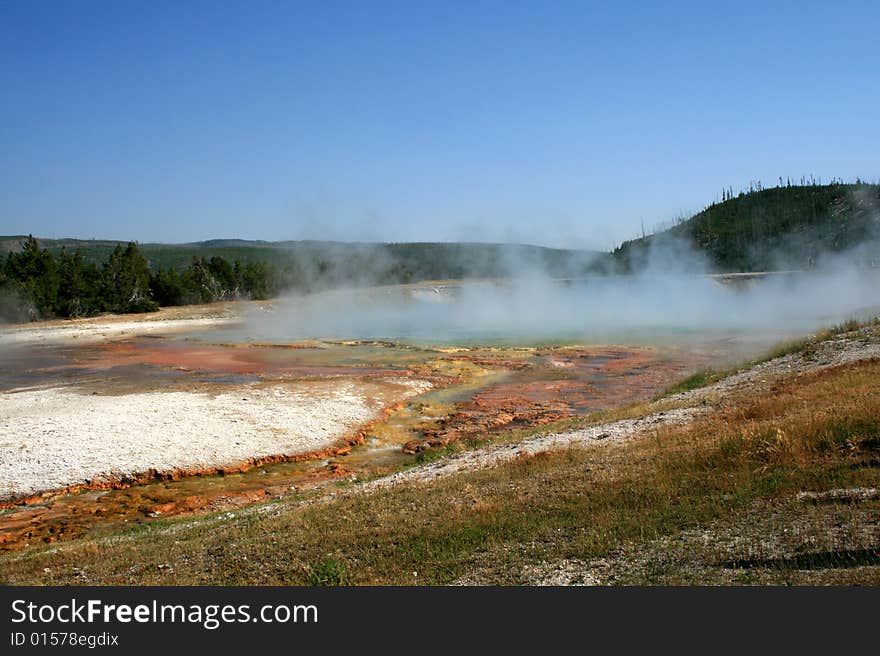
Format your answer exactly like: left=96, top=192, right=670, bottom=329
left=1, top=1, right=878, bottom=250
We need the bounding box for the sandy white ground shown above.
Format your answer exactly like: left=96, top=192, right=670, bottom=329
left=0, top=316, right=237, bottom=346
left=0, top=378, right=430, bottom=502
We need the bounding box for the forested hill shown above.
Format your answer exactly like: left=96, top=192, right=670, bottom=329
left=613, top=183, right=880, bottom=273
left=0, top=238, right=607, bottom=284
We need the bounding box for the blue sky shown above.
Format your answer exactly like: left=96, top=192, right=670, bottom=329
left=1, top=1, right=878, bottom=250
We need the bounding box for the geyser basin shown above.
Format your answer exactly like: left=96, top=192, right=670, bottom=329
left=3, top=269, right=878, bottom=551
left=0, top=311, right=705, bottom=550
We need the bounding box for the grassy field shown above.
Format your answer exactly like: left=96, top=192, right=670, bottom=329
left=2, top=339, right=879, bottom=585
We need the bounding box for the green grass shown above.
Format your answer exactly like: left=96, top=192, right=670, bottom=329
left=662, top=368, right=722, bottom=396
left=306, top=558, right=348, bottom=586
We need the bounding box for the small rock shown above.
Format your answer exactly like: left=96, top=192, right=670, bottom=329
left=796, top=487, right=880, bottom=503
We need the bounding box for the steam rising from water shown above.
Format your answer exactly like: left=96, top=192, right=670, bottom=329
left=238, top=260, right=880, bottom=349
left=228, top=189, right=880, bottom=349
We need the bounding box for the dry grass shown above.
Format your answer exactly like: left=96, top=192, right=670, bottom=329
left=658, top=317, right=878, bottom=398
left=2, top=356, right=879, bottom=586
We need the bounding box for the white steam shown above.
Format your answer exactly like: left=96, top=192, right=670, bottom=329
left=235, top=238, right=880, bottom=351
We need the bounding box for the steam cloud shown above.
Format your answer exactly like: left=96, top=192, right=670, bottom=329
left=235, top=236, right=880, bottom=355
left=223, top=188, right=880, bottom=354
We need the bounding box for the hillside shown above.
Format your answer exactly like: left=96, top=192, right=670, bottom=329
left=614, top=183, right=880, bottom=272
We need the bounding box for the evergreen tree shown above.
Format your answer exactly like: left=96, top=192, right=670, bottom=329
left=149, top=266, right=186, bottom=306
left=0, top=254, right=31, bottom=322
left=182, top=256, right=219, bottom=303
left=207, top=256, right=237, bottom=297
left=102, top=242, right=157, bottom=313
left=3, top=236, right=59, bottom=319
left=241, top=260, right=277, bottom=299
left=57, top=247, right=101, bottom=317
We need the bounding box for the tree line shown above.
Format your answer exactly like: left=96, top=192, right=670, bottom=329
left=0, top=236, right=279, bottom=322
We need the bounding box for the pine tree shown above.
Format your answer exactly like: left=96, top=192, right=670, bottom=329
left=102, top=242, right=157, bottom=313
left=4, top=236, right=59, bottom=319
left=57, top=247, right=101, bottom=317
